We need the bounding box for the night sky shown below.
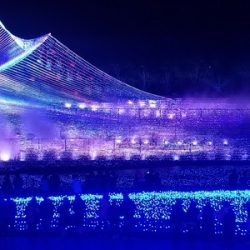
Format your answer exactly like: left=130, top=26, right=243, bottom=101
left=1, top=0, right=250, bottom=97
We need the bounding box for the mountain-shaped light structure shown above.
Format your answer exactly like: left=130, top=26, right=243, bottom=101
left=0, top=21, right=250, bottom=161
left=0, top=21, right=162, bottom=106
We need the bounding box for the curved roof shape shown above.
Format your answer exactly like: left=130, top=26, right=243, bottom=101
left=0, top=21, right=164, bottom=106
left=0, top=21, right=50, bottom=71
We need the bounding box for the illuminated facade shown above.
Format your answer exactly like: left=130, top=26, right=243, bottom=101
left=0, top=21, right=250, bottom=161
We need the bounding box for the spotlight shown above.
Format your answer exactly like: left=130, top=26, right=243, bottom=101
left=0, top=152, right=10, bottom=161
left=155, top=110, right=161, bottom=117
left=90, top=151, right=97, bottom=160
left=143, top=139, right=149, bottom=145
left=118, top=108, right=125, bottom=115
left=78, top=103, right=86, bottom=109
left=223, top=139, right=228, bottom=145
left=91, top=105, right=99, bottom=111
left=128, top=100, right=134, bottom=105
left=139, top=101, right=146, bottom=107
left=125, top=153, right=131, bottom=160
left=131, top=137, right=137, bottom=144
left=173, top=155, right=180, bottom=161
left=181, top=112, right=187, bottom=118
left=115, top=137, right=122, bottom=144
left=164, top=140, right=169, bottom=145
left=192, top=140, right=198, bottom=146
left=168, top=113, right=175, bottom=119
left=177, top=141, right=182, bottom=145
left=242, top=153, right=248, bottom=160
left=149, top=100, right=157, bottom=108
left=207, top=141, right=213, bottom=146
left=64, top=102, right=72, bottom=108
left=142, top=109, right=150, bottom=117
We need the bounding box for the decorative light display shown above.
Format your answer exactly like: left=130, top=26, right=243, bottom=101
left=48, top=195, right=65, bottom=228
left=11, top=197, right=32, bottom=231
left=130, top=190, right=250, bottom=235
left=0, top=22, right=250, bottom=160
left=4, top=190, right=250, bottom=236
left=0, top=151, right=11, bottom=161
left=64, top=102, right=72, bottom=108
left=173, top=155, right=180, bottom=161
left=78, top=103, right=86, bottom=109
left=115, top=137, right=122, bottom=144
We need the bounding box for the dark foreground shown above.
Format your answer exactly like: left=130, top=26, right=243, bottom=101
left=1, top=235, right=250, bottom=250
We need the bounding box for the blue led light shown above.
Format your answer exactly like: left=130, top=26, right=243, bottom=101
left=3, top=190, right=250, bottom=235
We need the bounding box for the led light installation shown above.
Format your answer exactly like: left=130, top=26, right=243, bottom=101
left=0, top=21, right=250, bottom=160
left=4, top=190, right=250, bottom=236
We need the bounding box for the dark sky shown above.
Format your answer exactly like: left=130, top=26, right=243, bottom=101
left=1, top=0, right=250, bottom=97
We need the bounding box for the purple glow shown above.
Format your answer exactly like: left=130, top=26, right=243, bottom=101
left=0, top=22, right=249, bottom=161
left=0, top=151, right=10, bottom=161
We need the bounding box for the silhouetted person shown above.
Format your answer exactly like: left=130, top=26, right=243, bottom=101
left=170, top=199, right=185, bottom=235
left=13, top=174, right=23, bottom=195
left=92, top=171, right=99, bottom=192
left=72, top=175, right=82, bottom=194
left=26, top=199, right=40, bottom=232
left=134, top=171, right=144, bottom=190
left=0, top=198, right=7, bottom=232
left=2, top=174, right=13, bottom=194
left=186, top=201, right=200, bottom=234
left=144, top=170, right=154, bottom=190
left=246, top=201, right=250, bottom=234
left=85, top=171, right=95, bottom=191
left=73, top=195, right=85, bottom=227
left=108, top=199, right=121, bottom=231
left=121, top=193, right=135, bottom=232
left=107, top=171, right=117, bottom=191
left=49, top=174, right=60, bottom=194
left=99, top=193, right=110, bottom=230
left=0, top=198, right=16, bottom=233
left=40, top=198, right=54, bottom=230
left=239, top=170, right=248, bottom=189
left=40, top=174, right=49, bottom=195
left=201, top=202, right=215, bottom=237
left=222, top=202, right=236, bottom=238
left=98, top=171, right=106, bottom=191
left=228, top=169, right=238, bottom=189
left=58, top=198, right=71, bottom=229
left=152, top=171, right=161, bottom=190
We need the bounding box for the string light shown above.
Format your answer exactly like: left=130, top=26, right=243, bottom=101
left=2, top=190, right=249, bottom=236
left=0, top=22, right=249, bottom=161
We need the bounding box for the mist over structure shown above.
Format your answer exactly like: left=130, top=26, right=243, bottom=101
left=0, top=21, right=250, bottom=161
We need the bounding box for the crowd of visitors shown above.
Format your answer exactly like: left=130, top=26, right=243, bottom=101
left=0, top=164, right=248, bottom=237
left=0, top=193, right=241, bottom=238
left=0, top=166, right=249, bottom=195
